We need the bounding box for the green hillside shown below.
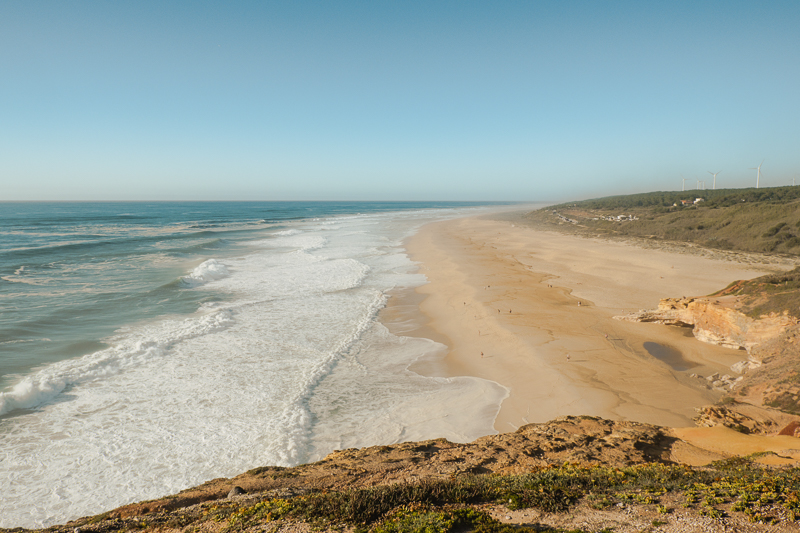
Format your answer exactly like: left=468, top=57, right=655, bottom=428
left=526, top=186, right=800, bottom=255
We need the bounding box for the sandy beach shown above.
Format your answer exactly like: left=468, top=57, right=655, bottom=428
left=382, top=213, right=784, bottom=434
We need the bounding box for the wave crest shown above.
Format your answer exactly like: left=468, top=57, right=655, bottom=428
left=0, top=309, right=235, bottom=416
left=183, top=259, right=229, bottom=286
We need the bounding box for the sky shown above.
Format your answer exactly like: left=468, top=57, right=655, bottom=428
left=2, top=1, right=799, bottom=202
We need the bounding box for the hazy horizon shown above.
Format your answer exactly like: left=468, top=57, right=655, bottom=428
left=2, top=1, right=798, bottom=202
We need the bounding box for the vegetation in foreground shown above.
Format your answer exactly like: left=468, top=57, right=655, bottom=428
left=526, top=186, right=800, bottom=256
left=70, top=459, right=799, bottom=533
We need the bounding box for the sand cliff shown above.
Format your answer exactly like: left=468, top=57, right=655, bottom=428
left=615, top=296, right=797, bottom=354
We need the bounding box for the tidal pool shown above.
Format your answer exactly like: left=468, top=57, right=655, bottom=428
left=643, top=342, right=699, bottom=371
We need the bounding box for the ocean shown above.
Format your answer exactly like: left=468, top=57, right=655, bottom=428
left=0, top=202, right=509, bottom=528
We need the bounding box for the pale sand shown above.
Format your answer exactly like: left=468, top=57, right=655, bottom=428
left=672, top=427, right=800, bottom=466
left=391, top=214, right=784, bottom=436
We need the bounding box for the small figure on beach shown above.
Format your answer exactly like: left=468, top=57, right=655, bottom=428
left=566, top=354, right=571, bottom=361
left=509, top=309, right=511, bottom=313
left=605, top=333, right=608, bottom=339
left=481, top=351, right=484, bottom=358
left=577, top=301, right=581, bottom=306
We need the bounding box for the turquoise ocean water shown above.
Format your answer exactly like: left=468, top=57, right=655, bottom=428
left=0, top=202, right=509, bottom=528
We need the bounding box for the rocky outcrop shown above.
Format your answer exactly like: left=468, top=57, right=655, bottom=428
left=615, top=296, right=797, bottom=353
left=689, top=371, right=743, bottom=392
left=693, top=403, right=796, bottom=435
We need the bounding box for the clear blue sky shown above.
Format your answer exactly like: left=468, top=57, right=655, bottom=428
left=2, top=1, right=798, bottom=201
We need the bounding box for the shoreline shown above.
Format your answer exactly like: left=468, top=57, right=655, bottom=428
left=384, top=212, right=780, bottom=432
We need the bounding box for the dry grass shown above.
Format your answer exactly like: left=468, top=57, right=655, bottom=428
left=714, top=266, right=800, bottom=318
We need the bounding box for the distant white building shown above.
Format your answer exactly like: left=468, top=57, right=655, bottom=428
left=598, top=214, right=638, bottom=222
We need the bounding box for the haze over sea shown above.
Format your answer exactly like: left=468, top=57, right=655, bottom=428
left=0, top=202, right=508, bottom=528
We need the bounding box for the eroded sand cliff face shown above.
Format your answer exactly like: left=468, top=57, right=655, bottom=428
left=615, top=296, right=797, bottom=355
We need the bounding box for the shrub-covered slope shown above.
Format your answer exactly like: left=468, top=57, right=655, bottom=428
left=526, top=186, right=800, bottom=255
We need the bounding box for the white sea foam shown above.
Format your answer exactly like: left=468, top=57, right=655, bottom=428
left=0, top=207, right=505, bottom=529
left=183, top=258, right=230, bottom=285
left=1, top=274, right=47, bottom=285
left=263, top=233, right=327, bottom=252
left=0, top=309, right=234, bottom=417
left=0, top=339, right=37, bottom=345
left=244, top=230, right=328, bottom=251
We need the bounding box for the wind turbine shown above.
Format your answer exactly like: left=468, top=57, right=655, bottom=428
left=749, top=160, right=764, bottom=188
left=681, top=174, right=686, bottom=191
left=707, top=171, right=721, bottom=190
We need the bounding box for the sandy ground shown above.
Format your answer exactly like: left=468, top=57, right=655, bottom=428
left=380, top=213, right=800, bottom=462
left=672, top=426, right=800, bottom=465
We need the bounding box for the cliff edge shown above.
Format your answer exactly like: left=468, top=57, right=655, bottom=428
left=13, top=416, right=800, bottom=533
